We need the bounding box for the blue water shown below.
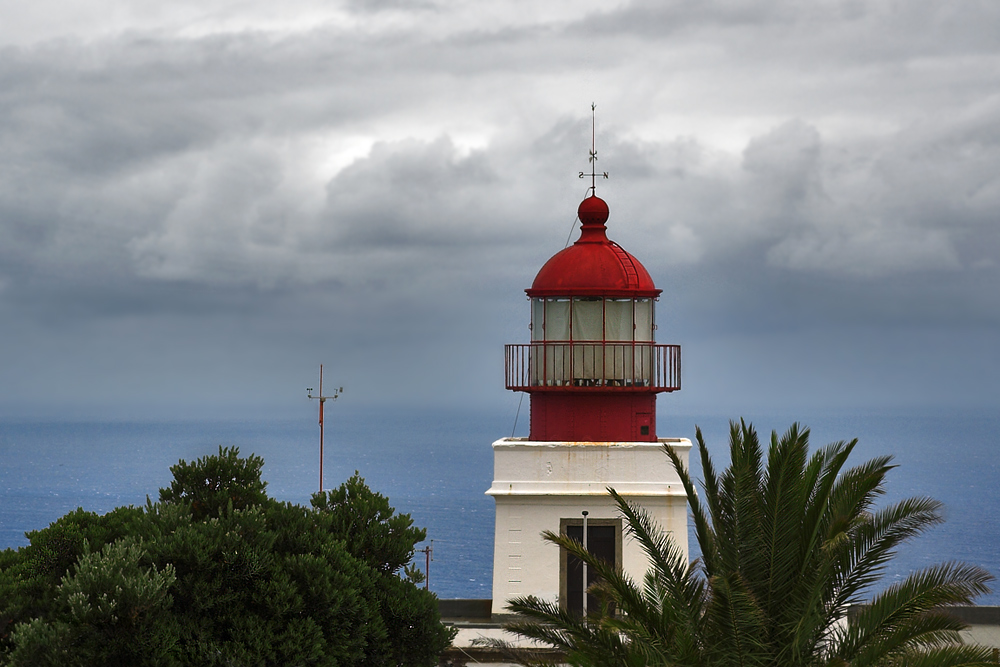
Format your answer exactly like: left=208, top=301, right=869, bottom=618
left=1, top=408, right=998, bottom=603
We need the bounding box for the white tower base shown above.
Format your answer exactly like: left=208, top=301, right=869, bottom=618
left=487, top=437, right=691, bottom=617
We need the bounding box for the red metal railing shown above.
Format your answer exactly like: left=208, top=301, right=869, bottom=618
left=505, top=343, right=681, bottom=392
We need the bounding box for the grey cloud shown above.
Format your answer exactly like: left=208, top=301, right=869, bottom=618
left=343, top=0, right=440, bottom=14
left=321, top=137, right=501, bottom=249
left=3, top=97, right=997, bottom=327
left=742, top=119, right=822, bottom=208
left=604, top=114, right=998, bottom=275
left=126, top=142, right=300, bottom=285
left=1, top=0, right=999, bottom=414
left=584, top=0, right=1000, bottom=59
left=742, top=120, right=965, bottom=277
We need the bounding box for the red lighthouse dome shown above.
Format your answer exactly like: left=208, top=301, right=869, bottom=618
left=529, top=196, right=660, bottom=298
left=505, top=194, right=681, bottom=442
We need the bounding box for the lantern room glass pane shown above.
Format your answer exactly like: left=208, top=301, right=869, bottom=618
left=531, top=298, right=545, bottom=341
left=604, top=299, right=633, bottom=341
left=572, top=297, right=603, bottom=341
left=634, top=298, right=653, bottom=341
left=545, top=298, right=570, bottom=341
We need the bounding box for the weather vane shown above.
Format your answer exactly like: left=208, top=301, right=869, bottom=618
left=578, top=103, right=609, bottom=195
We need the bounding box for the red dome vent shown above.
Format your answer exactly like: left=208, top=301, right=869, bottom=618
left=527, top=196, right=660, bottom=298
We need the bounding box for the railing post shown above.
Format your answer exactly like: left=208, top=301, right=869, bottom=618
left=543, top=341, right=548, bottom=387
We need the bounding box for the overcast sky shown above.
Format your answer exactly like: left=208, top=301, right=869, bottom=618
left=1, top=0, right=998, bottom=419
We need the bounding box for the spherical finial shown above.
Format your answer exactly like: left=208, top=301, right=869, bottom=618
left=578, top=195, right=609, bottom=227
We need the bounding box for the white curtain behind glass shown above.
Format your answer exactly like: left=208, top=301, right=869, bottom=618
left=544, top=299, right=571, bottom=340
left=634, top=299, right=653, bottom=341
left=531, top=299, right=545, bottom=341
left=572, top=298, right=603, bottom=341
left=604, top=299, right=633, bottom=341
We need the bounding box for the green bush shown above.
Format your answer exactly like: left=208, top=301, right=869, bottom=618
left=0, top=446, right=455, bottom=666
left=6, top=539, right=177, bottom=667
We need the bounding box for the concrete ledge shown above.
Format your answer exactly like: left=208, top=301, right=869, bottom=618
left=440, top=645, right=564, bottom=666
left=949, top=606, right=1000, bottom=626
left=487, top=483, right=687, bottom=496
left=848, top=605, right=1000, bottom=626
left=442, top=624, right=565, bottom=666
left=448, top=602, right=1000, bottom=632
left=437, top=603, right=1000, bottom=663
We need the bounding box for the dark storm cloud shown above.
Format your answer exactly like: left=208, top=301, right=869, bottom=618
left=586, top=0, right=1000, bottom=59
left=320, top=138, right=501, bottom=249
left=0, top=0, right=998, bottom=413
left=579, top=108, right=1000, bottom=344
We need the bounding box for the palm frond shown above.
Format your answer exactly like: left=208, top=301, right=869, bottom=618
left=886, top=644, right=1000, bottom=667
left=798, top=440, right=860, bottom=563
left=607, top=488, right=707, bottom=664
left=702, top=570, right=771, bottom=667
left=786, top=445, right=892, bottom=651
left=827, top=496, right=945, bottom=614
left=835, top=562, right=994, bottom=666
left=758, top=423, right=810, bottom=623
left=665, top=427, right=720, bottom=578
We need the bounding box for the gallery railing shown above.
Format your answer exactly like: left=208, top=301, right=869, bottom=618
left=505, top=342, right=681, bottom=392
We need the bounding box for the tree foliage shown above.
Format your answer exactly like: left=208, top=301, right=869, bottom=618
left=0, top=446, right=454, bottom=666
left=159, top=446, right=269, bottom=520
left=500, top=420, right=995, bottom=667
left=7, top=539, right=177, bottom=667
left=311, top=472, right=425, bottom=573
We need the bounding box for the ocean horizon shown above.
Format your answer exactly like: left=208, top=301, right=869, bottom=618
left=2, top=406, right=998, bottom=604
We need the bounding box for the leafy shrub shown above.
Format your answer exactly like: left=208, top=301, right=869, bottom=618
left=0, top=447, right=454, bottom=666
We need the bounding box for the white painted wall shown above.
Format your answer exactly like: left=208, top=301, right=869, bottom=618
left=487, top=437, right=691, bottom=616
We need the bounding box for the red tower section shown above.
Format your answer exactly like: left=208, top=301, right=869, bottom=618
left=505, top=195, right=681, bottom=442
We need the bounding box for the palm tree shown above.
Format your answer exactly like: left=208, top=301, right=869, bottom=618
left=497, top=420, right=995, bottom=667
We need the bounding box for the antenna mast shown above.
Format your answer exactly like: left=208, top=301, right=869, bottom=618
left=306, top=364, right=342, bottom=493
left=416, top=540, right=434, bottom=591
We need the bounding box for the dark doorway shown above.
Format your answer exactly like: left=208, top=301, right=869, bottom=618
left=565, top=524, right=616, bottom=616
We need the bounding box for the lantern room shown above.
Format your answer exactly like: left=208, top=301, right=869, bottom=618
left=504, top=194, right=681, bottom=442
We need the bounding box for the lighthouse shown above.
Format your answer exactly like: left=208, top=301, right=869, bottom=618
left=488, top=150, right=691, bottom=617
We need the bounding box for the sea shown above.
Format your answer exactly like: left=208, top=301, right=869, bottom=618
left=1, top=407, right=998, bottom=604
